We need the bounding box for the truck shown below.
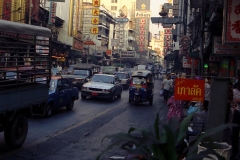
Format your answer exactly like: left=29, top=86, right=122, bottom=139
left=0, top=20, right=52, bottom=148
left=62, top=63, right=100, bottom=89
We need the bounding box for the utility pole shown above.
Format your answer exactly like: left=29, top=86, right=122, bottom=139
left=199, top=4, right=205, bottom=76
left=29, top=0, right=32, bottom=25
left=87, top=45, right=89, bottom=64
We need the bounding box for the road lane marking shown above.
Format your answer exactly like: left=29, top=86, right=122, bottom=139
left=0, top=102, right=128, bottom=158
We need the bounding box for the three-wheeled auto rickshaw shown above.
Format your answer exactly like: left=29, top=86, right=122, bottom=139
left=129, top=70, right=154, bottom=105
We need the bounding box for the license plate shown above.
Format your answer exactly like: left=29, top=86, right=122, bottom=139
left=92, top=92, right=98, bottom=96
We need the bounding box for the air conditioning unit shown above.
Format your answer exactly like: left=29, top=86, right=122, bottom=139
left=97, top=35, right=102, bottom=40
left=171, top=42, right=179, bottom=51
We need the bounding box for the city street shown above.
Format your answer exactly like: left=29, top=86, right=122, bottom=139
left=0, top=79, right=168, bottom=160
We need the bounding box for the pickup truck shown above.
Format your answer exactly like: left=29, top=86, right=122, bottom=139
left=62, top=63, right=100, bottom=89
left=32, top=76, right=79, bottom=117
left=0, top=20, right=51, bottom=148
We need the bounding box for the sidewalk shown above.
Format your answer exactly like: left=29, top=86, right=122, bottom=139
left=158, top=77, right=240, bottom=160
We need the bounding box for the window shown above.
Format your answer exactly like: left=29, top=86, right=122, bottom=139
left=111, top=6, right=117, bottom=10
left=111, top=0, right=117, bottom=3
left=62, top=79, right=71, bottom=89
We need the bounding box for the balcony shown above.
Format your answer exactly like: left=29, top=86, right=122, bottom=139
left=127, top=47, right=134, bottom=51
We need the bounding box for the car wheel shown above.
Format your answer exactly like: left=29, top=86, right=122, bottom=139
left=134, top=96, right=138, bottom=106
left=149, top=96, right=153, bottom=105
left=128, top=99, right=131, bottom=103
left=109, top=92, right=115, bottom=102
left=66, top=98, right=74, bottom=111
left=117, top=90, right=122, bottom=98
left=81, top=95, right=87, bottom=100
left=4, top=114, right=28, bottom=149
left=45, top=103, right=53, bottom=117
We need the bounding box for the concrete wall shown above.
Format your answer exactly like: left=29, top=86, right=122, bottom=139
left=45, top=1, right=73, bottom=46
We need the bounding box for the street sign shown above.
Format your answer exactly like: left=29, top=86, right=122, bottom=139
left=91, top=27, right=98, bottom=34
left=84, top=40, right=95, bottom=45
left=151, top=17, right=181, bottom=24
left=91, top=18, right=99, bottom=25
left=92, top=0, right=100, bottom=7
left=115, top=18, right=129, bottom=23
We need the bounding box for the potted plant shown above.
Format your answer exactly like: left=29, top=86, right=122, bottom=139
left=198, top=135, right=232, bottom=160
left=96, top=112, right=236, bottom=160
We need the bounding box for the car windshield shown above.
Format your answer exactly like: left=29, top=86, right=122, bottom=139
left=115, top=73, right=127, bottom=79
left=73, top=70, right=89, bottom=76
left=132, top=77, right=146, bottom=85
left=91, top=75, right=114, bottom=84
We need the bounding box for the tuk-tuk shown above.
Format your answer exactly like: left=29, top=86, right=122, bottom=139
left=129, top=70, right=154, bottom=105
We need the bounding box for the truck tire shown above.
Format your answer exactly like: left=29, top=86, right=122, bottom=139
left=45, top=103, right=53, bottom=117
left=4, top=114, right=28, bottom=149
left=66, top=98, right=74, bottom=111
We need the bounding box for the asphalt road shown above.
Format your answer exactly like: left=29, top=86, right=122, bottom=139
left=0, top=79, right=168, bottom=160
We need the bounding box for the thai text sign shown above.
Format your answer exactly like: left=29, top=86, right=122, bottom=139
left=223, top=0, right=240, bottom=43
left=174, top=78, right=205, bottom=102
left=213, top=36, right=240, bottom=54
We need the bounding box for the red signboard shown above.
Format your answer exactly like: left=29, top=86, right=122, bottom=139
left=2, top=0, right=11, bottom=21
left=73, top=39, right=83, bottom=50
left=84, top=40, right=95, bottom=45
left=174, top=78, right=205, bottom=102
left=32, top=0, right=40, bottom=20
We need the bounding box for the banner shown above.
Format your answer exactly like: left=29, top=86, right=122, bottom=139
left=174, top=78, right=205, bottom=102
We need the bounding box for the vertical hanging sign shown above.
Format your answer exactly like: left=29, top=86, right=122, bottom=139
left=48, top=2, right=57, bottom=24
left=2, top=0, right=11, bottom=21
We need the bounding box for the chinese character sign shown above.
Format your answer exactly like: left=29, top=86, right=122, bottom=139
left=92, top=8, right=100, bottom=16
left=223, top=0, right=240, bottom=43
left=92, top=18, right=99, bottom=24
left=48, top=2, right=57, bottom=24
left=174, top=78, right=205, bottom=102
left=92, top=0, right=100, bottom=7
left=91, top=27, right=98, bottom=34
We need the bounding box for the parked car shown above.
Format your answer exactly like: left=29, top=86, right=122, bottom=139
left=81, top=74, right=122, bottom=101
left=114, top=72, right=130, bottom=89
left=32, top=76, right=79, bottom=117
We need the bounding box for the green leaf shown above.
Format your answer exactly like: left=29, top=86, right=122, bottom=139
left=187, top=123, right=238, bottom=158
left=187, top=147, right=225, bottom=160
left=162, top=125, right=178, bottom=160
left=128, top=127, right=137, bottom=134
left=154, top=112, right=160, bottom=140
left=177, top=113, right=193, bottom=143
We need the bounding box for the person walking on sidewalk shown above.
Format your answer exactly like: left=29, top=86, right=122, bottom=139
left=162, top=75, right=173, bottom=101
left=167, top=96, right=184, bottom=122
left=203, top=77, right=211, bottom=111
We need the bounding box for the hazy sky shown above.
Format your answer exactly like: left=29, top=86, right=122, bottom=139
left=150, top=0, right=168, bottom=35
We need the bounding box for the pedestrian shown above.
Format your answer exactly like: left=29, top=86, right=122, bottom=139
left=162, top=75, right=173, bottom=101
left=167, top=96, right=184, bottom=122
left=230, top=74, right=240, bottom=160
left=203, top=77, right=211, bottom=111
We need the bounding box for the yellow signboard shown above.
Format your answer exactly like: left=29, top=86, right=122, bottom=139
left=92, top=8, right=100, bottom=16
left=92, top=0, right=100, bottom=7
left=91, top=27, right=99, bottom=34
left=92, top=17, right=99, bottom=25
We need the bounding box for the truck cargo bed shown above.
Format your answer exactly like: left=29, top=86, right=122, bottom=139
left=0, top=84, right=48, bottom=114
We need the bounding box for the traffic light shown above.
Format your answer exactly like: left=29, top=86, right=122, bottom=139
left=204, top=63, right=208, bottom=68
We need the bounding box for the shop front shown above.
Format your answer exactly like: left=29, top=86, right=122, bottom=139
left=207, top=36, right=240, bottom=77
